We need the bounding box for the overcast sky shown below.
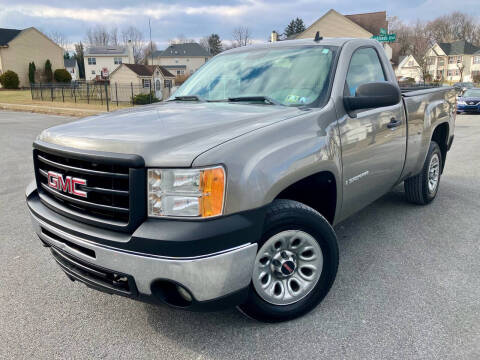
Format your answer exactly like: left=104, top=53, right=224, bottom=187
left=1, top=0, right=479, bottom=49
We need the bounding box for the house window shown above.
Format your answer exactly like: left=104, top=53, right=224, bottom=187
left=205, top=58, right=208, bottom=62
left=91, top=70, right=95, bottom=75
left=164, top=80, right=172, bottom=88
left=88, top=57, right=96, bottom=65
left=114, top=57, right=122, bottom=65
left=175, top=59, right=179, bottom=63
left=447, top=70, right=459, bottom=77
left=473, top=56, right=480, bottom=64
left=190, top=69, right=194, bottom=75
left=427, top=57, right=436, bottom=65
left=142, top=79, right=151, bottom=88
left=408, top=60, right=414, bottom=67
left=448, top=56, right=457, bottom=64
left=438, top=58, right=445, bottom=66
left=457, top=56, right=463, bottom=63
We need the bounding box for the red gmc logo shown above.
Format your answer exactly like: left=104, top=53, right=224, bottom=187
left=47, top=171, right=87, bottom=198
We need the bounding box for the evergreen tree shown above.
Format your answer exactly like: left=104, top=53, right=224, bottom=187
left=208, top=34, right=223, bottom=55
left=284, top=20, right=297, bottom=37
left=294, top=18, right=306, bottom=33
left=44, top=59, right=53, bottom=83
left=28, top=62, right=36, bottom=84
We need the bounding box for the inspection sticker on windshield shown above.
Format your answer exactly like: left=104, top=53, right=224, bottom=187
left=322, top=49, right=330, bottom=54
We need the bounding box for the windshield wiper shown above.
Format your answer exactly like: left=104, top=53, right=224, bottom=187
left=172, top=95, right=204, bottom=102
left=227, top=96, right=282, bottom=105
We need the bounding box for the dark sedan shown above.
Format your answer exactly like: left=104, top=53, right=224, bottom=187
left=457, top=88, right=480, bottom=114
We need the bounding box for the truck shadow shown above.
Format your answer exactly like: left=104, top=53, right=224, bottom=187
left=142, top=180, right=462, bottom=359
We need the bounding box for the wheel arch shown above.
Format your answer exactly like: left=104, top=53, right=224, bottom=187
left=431, top=121, right=449, bottom=172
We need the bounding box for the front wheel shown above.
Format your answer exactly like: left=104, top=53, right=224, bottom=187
left=238, top=200, right=339, bottom=322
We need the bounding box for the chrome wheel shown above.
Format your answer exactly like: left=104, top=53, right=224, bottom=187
left=428, top=153, right=440, bottom=194
left=252, top=230, right=323, bottom=306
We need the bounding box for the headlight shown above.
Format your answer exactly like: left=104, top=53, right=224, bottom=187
left=148, top=166, right=225, bottom=218
left=457, top=100, right=466, bottom=105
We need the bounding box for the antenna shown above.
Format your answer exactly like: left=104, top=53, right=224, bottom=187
left=149, top=18, right=154, bottom=66
left=314, top=31, right=323, bottom=42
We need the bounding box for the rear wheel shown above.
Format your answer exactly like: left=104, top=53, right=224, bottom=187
left=404, top=141, right=442, bottom=205
left=238, top=199, right=339, bottom=322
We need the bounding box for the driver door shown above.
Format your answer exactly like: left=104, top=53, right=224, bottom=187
left=338, top=47, right=407, bottom=218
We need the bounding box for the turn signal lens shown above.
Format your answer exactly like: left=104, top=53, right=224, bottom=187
left=200, top=167, right=225, bottom=217
left=148, top=166, right=225, bottom=218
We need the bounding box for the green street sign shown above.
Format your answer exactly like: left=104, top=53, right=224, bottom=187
left=371, top=33, right=396, bottom=42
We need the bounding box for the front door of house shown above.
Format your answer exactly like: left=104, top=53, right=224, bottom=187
left=155, top=79, right=162, bottom=100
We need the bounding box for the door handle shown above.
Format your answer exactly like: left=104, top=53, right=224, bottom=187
left=387, top=117, right=401, bottom=129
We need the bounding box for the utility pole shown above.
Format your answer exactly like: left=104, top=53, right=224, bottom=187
left=149, top=18, right=154, bottom=66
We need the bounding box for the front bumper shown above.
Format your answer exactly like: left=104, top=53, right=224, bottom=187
left=27, top=183, right=264, bottom=310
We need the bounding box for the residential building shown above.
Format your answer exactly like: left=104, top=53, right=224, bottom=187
left=291, top=10, right=392, bottom=60
left=0, top=27, right=63, bottom=87
left=84, top=41, right=133, bottom=81
left=148, top=43, right=211, bottom=77
left=395, top=55, right=422, bottom=82
left=425, top=40, right=480, bottom=82
left=64, top=58, right=79, bottom=81
left=109, top=64, right=175, bottom=101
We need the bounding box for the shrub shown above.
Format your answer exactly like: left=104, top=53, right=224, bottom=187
left=28, top=62, right=36, bottom=84
left=44, top=59, right=53, bottom=82
left=473, top=74, right=480, bottom=84
left=132, top=92, right=160, bottom=105
left=0, top=70, right=20, bottom=89
left=54, top=68, right=72, bottom=83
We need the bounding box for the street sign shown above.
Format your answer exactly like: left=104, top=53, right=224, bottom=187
left=371, top=33, right=396, bottom=42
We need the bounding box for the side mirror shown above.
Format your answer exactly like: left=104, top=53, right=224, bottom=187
left=344, top=82, right=401, bottom=112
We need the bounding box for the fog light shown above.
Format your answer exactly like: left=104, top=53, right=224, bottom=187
left=176, top=285, right=193, bottom=302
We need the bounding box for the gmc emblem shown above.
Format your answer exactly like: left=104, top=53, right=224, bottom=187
left=47, top=171, right=87, bottom=198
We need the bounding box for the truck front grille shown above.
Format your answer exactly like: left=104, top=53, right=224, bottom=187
left=33, top=143, right=145, bottom=232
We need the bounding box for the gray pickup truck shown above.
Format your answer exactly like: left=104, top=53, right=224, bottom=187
left=26, top=37, right=456, bottom=322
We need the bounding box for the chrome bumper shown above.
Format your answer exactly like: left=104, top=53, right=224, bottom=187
left=28, top=207, right=257, bottom=302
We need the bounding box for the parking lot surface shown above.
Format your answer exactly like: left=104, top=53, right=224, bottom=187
left=0, top=110, right=479, bottom=359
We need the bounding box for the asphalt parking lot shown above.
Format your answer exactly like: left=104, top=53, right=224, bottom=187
left=0, top=110, right=479, bottom=359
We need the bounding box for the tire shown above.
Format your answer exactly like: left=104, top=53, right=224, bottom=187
left=238, top=199, right=339, bottom=322
left=404, top=141, right=442, bottom=205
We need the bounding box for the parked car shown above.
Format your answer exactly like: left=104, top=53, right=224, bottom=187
left=457, top=88, right=480, bottom=114
left=453, top=82, right=474, bottom=93
left=26, top=37, right=456, bottom=322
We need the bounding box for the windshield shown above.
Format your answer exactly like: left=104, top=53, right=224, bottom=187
left=463, top=89, right=480, bottom=97
left=172, top=45, right=337, bottom=106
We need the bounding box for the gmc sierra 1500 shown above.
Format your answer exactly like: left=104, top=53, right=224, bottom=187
left=26, top=37, right=455, bottom=322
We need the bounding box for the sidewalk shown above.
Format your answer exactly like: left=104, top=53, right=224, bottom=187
left=0, top=102, right=105, bottom=117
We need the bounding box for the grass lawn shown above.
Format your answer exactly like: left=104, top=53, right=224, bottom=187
left=0, top=89, right=130, bottom=116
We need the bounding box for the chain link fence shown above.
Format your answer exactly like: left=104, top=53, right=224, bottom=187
left=30, top=81, right=173, bottom=111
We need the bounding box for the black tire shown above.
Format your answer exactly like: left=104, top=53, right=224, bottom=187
left=404, top=141, right=442, bottom=205
left=238, top=199, right=339, bottom=322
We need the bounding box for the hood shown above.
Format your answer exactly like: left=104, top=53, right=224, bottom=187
left=38, top=101, right=302, bottom=166
left=459, top=96, right=480, bottom=101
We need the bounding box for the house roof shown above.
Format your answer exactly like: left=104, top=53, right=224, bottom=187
left=437, top=40, right=480, bottom=55
left=153, top=43, right=210, bottom=58
left=64, top=58, right=77, bottom=68
left=0, top=28, right=22, bottom=46
left=344, top=11, right=388, bottom=36
left=122, top=64, right=175, bottom=78
left=85, top=46, right=128, bottom=56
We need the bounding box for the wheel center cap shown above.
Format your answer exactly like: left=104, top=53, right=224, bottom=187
left=271, top=250, right=297, bottom=278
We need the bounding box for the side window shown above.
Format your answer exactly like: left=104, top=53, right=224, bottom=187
left=346, top=48, right=386, bottom=96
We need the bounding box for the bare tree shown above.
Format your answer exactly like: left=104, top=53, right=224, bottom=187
left=410, top=21, right=433, bottom=83
left=169, top=35, right=195, bottom=45
left=110, top=27, right=119, bottom=46
left=142, top=41, right=158, bottom=65
left=86, top=25, right=111, bottom=46
left=48, top=31, right=68, bottom=50
left=426, top=12, right=480, bottom=45
left=457, top=62, right=465, bottom=81
left=232, top=26, right=252, bottom=47
left=121, top=26, right=145, bottom=63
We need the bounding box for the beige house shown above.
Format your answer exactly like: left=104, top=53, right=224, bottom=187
left=148, top=43, right=211, bottom=77
left=0, top=27, right=63, bottom=87
left=84, top=42, right=133, bottom=81
left=109, top=64, right=175, bottom=102
left=425, top=40, right=480, bottom=82
left=395, top=55, right=422, bottom=82
left=292, top=10, right=392, bottom=60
